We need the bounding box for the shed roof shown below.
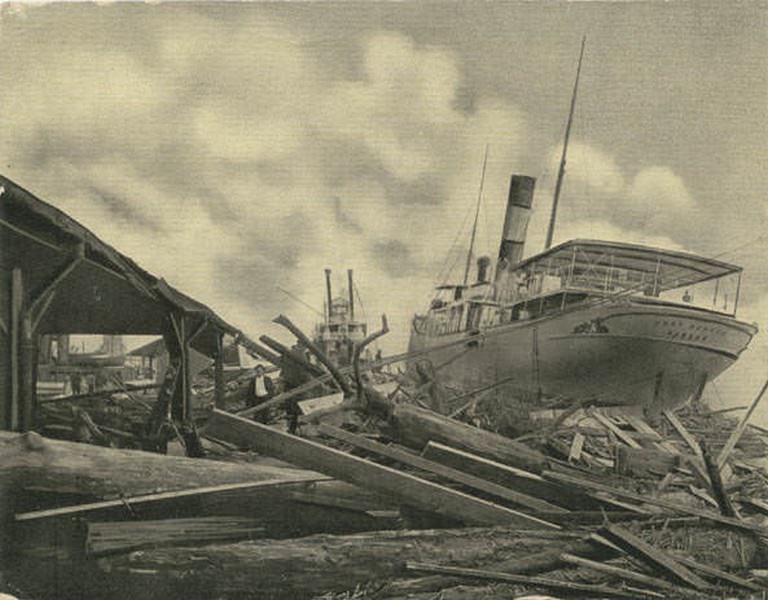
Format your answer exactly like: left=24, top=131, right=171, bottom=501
left=0, top=175, right=247, bottom=356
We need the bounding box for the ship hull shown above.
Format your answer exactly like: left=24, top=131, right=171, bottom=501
left=408, top=301, right=756, bottom=412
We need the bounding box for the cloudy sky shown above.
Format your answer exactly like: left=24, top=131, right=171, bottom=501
left=1, top=1, right=767, bottom=406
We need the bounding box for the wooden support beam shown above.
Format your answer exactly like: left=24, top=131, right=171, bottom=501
left=214, top=332, right=225, bottom=409
left=560, top=553, right=685, bottom=595
left=28, top=250, right=83, bottom=317
left=15, top=477, right=332, bottom=522
left=318, top=424, right=566, bottom=514
left=31, top=290, right=56, bottom=334
left=405, top=562, right=652, bottom=599
left=601, top=523, right=710, bottom=590
left=662, top=409, right=700, bottom=456
left=543, top=469, right=767, bottom=535
left=9, top=267, right=23, bottom=431
left=170, top=313, right=191, bottom=423
left=717, top=377, right=768, bottom=469
left=205, top=409, right=560, bottom=528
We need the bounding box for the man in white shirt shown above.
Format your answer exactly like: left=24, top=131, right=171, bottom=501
left=247, top=365, right=275, bottom=422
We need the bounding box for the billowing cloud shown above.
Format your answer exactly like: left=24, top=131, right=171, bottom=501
left=0, top=11, right=530, bottom=351
left=0, top=5, right=764, bottom=362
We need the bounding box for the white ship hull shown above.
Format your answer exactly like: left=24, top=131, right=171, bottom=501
left=408, top=299, right=756, bottom=412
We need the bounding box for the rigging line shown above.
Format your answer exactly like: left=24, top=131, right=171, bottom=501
left=352, top=280, right=367, bottom=322
left=277, top=287, right=324, bottom=318
left=434, top=203, right=475, bottom=289
left=463, top=144, right=490, bottom=286
left=432, top=175, right=485, bottom=292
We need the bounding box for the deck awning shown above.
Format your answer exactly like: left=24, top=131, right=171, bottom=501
left=0, top=175, right=247, bottom=357
left=513, top=239, right=741, bottom=291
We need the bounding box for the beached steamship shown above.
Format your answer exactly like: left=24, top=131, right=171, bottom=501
left=407, top=42, right=756, bottom=412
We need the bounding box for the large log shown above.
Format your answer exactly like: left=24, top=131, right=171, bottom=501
left=95, top=527, right=575, bottom=599
left=0, top=431, right=324, bottom=501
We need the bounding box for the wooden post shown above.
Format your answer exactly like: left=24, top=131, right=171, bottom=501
left=19, top=312, right=36, bottom=432
left=214, top=332, right=225, bottom=409
left=167, top=313, right=188, bottom=423
left=9, top=268, right=23, bottom=431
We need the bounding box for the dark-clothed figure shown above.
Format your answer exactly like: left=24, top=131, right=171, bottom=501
left=71, top=372, right=83, bottom=395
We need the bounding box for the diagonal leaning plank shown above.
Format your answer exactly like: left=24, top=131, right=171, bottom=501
left=317, top=424, right=566, bottom=514
left=601, top=523, right=709, bottom=590
left=205, top=410, right=560, bottom=529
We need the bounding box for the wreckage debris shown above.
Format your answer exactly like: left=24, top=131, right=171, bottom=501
left=3, top=309, right=768, bottom=599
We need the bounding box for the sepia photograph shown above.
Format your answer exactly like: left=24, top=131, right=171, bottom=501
left=1, top=1, right=767, bottom=598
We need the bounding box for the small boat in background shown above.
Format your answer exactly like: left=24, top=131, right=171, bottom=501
left=314, top=268, right=369, bottom=367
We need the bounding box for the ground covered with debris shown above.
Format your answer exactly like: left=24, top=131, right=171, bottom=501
left=2, top=318, right=768, bottom=599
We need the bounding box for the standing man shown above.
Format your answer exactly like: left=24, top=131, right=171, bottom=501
left=247, top=365, right=275, bottom=422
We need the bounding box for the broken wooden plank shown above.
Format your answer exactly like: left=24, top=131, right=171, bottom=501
left=543, top=469, right=768, bottom=535
left=568, top=432, right=585, bottom=462
left=663, top=409, right=702, bottom=456
left=602, top=523, right=710, bottom=590
left=590, top=410, right=642, bottom=448
left=560, top=552, right=686, bottom=595
left=15, top=477, right=332, bottom=522
left=687, top=485, right=719, bottom=510
left=405, top=561, right=653, bottom=598
left=672, top=553, right=764, bottom=592
left=205, top=410, right=559, bottom=528
left=659, top=411, right=710, bottom=483
left=318, top=424, right=566, bottom=514
left=624, top=414, right=663, bottom=441
left=421, top=441, right=598, bottom=510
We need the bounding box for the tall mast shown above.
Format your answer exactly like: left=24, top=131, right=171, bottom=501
left=462, top=144, right=490, bottom=286
left=544, top=35, right=586, bottom=250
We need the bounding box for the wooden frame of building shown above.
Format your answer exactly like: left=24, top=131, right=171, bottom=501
left=0, top=175, right=244, bottom=433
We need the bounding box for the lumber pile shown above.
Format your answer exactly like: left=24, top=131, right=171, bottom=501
left=4, top=313, right=768, bottom=599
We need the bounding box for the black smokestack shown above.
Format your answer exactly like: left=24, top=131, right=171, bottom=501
left=496, top=175, right=536, bottom=281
